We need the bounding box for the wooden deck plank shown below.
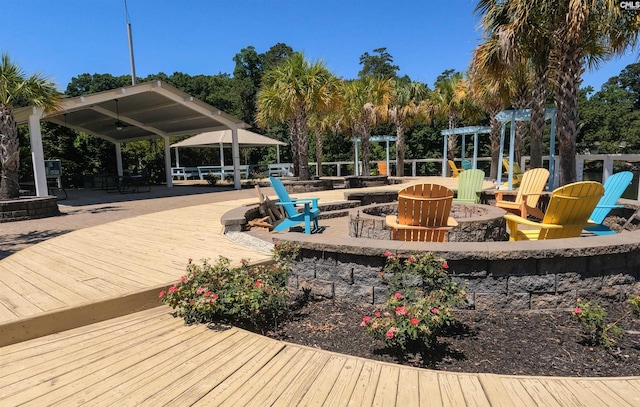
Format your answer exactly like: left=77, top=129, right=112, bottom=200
left=592, top=378, right=640, bottom=406
left=543, top=379, right=611, bottom=407
left=109, top=331, right=257, bottom=406
left=316, top=358, right=365, bottom=407
left=496, top=377, right=540, bottom=406
left=579, top=380, right=635, bottom=407
left=0, top=277, right=44, bottom=319
left=269, top=350, right=334, bottom=407
left=395, top=367, right=420, bottom=407
left=516, top=378, right=563, bottom=406
left=477, top=374, right=517, bottom=407
left=438, top=373, right=469, bottom=406
left=371, top=364, right=400, bottom=407
left=217, top=346, right=302, bottom=407
left=418, top=370, right=443, bottom=407
left=0, top=316, right=197, bottom=403
left=345, top=361, right=382, bottom=406
left=243, top=349, right=329, bottom=407
left=191, top=340, right=287, bottom=406
left=0, top=322, right=209, bottom=406
left=456, top=374, right=491, bottom=407
left=0, top=264, right=63, bottom=312
left=296, top=355, right=347, bottom=407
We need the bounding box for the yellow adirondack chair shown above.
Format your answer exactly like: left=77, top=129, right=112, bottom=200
left=502, top=158, right=524, bottom=187
left=448, top=160, right=463, bottom=178
left=386, top=183, right=458, bottom=242
left=504, top=181, right=604, bottom=241
left=496, top=168, right=550, bottom=219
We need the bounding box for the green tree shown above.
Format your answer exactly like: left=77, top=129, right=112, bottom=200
left=342, top=76, right=393, bottom=175
left=0, top=53, right=61, bottom=199
left=358, top=47, right=400, bottom=79
left=256, top=53, right=340, bottom=180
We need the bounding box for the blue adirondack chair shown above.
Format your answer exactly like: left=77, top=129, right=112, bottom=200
left=269, top=177, right=321, bottom=234
left=584, top=171, right=633, bottom=236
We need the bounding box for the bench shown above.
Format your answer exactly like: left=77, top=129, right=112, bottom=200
left=171, top=167, right=186, bottom=180
left=197, top=166, right=223, bottom=180
left=268, top=163, right=293, bottom=177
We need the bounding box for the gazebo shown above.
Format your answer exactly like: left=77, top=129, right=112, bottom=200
left=170, top=129, right=286, bottom=167
left=14, top=81, right=249, bottom=194
left=441, top=126, right=491, bottom=176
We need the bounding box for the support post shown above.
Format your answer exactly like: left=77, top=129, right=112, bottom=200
left=28, top=108, right=47, bottom=197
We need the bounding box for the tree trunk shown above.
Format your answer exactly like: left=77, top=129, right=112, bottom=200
left=489, top=115, right=501, bottom=180
left=529, top=67, right=548, bottom=168
left=0, top=104, right=20, bottom=200
left=288, top=119, right=299, bottom=178
left=396, top=121, right=405, bottom=177
left=446, top=117, right=458, bottom=176
left=297, top=112, right=310, bottom=181
left=315, top=128, right=323, bottom=178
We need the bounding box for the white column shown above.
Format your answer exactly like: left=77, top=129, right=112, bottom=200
left=174, top=147, right=180, bottom=167
left=28, top=108, right=47, bottom=197
left=164, top=136, right=173, bottom=187
left=115, top=143, right=123, bottom=176
left=231, top=127, right=241, bottom=189
left=442, top=133, right=448, bottom=177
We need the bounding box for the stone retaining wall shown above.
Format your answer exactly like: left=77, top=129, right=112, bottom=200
left=0, top=197, right=60, bottom=222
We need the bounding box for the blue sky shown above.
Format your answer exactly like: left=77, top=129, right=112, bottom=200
left=2, top=0, right=638, bottom=93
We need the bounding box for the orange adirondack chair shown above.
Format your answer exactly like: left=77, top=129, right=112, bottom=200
left=504, top=181, right=604, bottom=241
left=496, top=168, right=550, bottom=219
left=385, top=183, right=458, bottom=242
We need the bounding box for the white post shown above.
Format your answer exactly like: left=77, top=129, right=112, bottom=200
left=354, top=139, right=359, bottom=176
left=164, top=136, right=173, bottom=187
left=442, top=132, right=448, bottom=177
left=507, top=113, right=516, bottom=189
left=497, top=122, right=506, bottom=186
left=115, top=143, right=123, bottom=176
left=575, top=155, right=584, bottom=182
left=28, top=108, right=48, bottom=197
left=174, top=147, right=180, bottom=167
left=603, top=156, right=614, bottom=183
left=473, top=132, right=479, bottom=169
left=231, top=127, right=241, bottom=189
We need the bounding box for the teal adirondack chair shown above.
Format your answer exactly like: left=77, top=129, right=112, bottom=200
left=584, top=171, right=633, bottom=236
left=453, top=169, right=485, bottom=204
left=269, top=177, right=321, bottom=234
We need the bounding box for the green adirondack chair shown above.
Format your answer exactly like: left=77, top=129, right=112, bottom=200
left=584, top=171, right=633, bottom=236
left=453, top=169, right=485, bottom=204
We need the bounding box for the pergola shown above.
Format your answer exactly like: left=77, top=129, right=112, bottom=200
left=495, top=108, right=557, bottom=190
left=352, top=135, right=397, bottom=176
left=14, top=81, right=248, bottom=195
left=441, top=126, right=491, bottom=177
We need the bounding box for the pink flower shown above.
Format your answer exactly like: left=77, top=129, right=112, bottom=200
left=168, top=286, right=177, bottom=293
left=188, top=258, right=193, bottom=264
left=442, top=262, right=449, bottom=269
left=360, top=320, right=367, bottom=327
left=431, top=307, right=439, bottom=314
left=383, top=250, right=392, bottom=257
left=375, top=311, right=381, bottom=317
left=255, top=280, right=263, bottom=287
left=407, top=256, right=415, bottom=263
left=362, top=316, right=371, bottom=323
left=395, top=306, right=408, bottom=316
left=158, top=291, right=166, bottom=298
left=410, top=318, right=419, bottom=325
left=372, top=322, right=379, bottom=329
left=573, top=307, right=583, bottom=314
left=204, top=291, right=212, bottom=297
left=379, top=272, right=385, bottom=277
left=196, top=287, right=204, bottom=295
left=213, top=293, right=219, bottom=300
left=394, top=292, right=402, bottom=299
left=386, top=330, right=394, bottom=339
left=180, top=275, right=186, bottom=283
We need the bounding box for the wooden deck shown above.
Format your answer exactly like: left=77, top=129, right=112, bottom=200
left=1, top=182, right=639, bottom=406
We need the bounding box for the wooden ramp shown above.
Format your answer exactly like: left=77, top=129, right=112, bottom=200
left=1, top=306, right=639, bottom=407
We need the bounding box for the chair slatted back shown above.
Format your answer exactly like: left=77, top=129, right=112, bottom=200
left=539, top=181, right=604, bottom=239
left=395, top=184, right=454, bottom=242
left=589, top=171, right=633, bottom=224
left=448, top=160, right=461, bottom=178
left=454, top=169, right=485, bottom=203
left=269, top=176, right=298, bottom=218
left=512, top=168, right=549, bottom=208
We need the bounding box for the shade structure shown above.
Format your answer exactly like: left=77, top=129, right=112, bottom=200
left=171, top=129, right=286, bottom=148
left=170, top=129, right=286, bottom=167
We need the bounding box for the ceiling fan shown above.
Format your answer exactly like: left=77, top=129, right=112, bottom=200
left=114, top=99, right=129, bottom=131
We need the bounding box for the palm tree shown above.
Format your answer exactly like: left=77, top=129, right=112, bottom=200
left=0, top=53, right=60, bottom=200
left=342, top=76, right=393, bottom=176
left=386, top=78, right=429, bottom=176
left=476, top=0, right=640, bottom=185
left=256, top=53, right=339, bottom=180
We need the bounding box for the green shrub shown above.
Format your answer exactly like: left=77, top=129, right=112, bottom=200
left=204, top=174, right=220, bottom=185
left=361, top=252, right=467, bottom=351
left=159, top=243, right=299, bottom=330
left=573, top=295, right=640, bottom=348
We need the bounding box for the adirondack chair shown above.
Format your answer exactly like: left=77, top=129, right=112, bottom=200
left=453, top=169, right=485, bottom=204
left=269, top=176, right=320, bottom=234
left=448, top=160, right=463, bottom=178
left=385, top=183, right=458, bottom=242
left=461, top=159, right=472, bottom=170
left=584, top=171, right=634, bottom=236
left=504, top=181, right=604, bottom=241
left=502, top=158, right=524, bottom=187
left=495, top=168, right=550, bottom=219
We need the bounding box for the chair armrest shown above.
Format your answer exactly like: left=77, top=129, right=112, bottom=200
left=503, top=214, right=563, bottom=229
left=290, top=197, right=319, bottom=209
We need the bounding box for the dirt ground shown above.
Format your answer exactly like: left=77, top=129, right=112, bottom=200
left=263, top=298, right=640, bottom=377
